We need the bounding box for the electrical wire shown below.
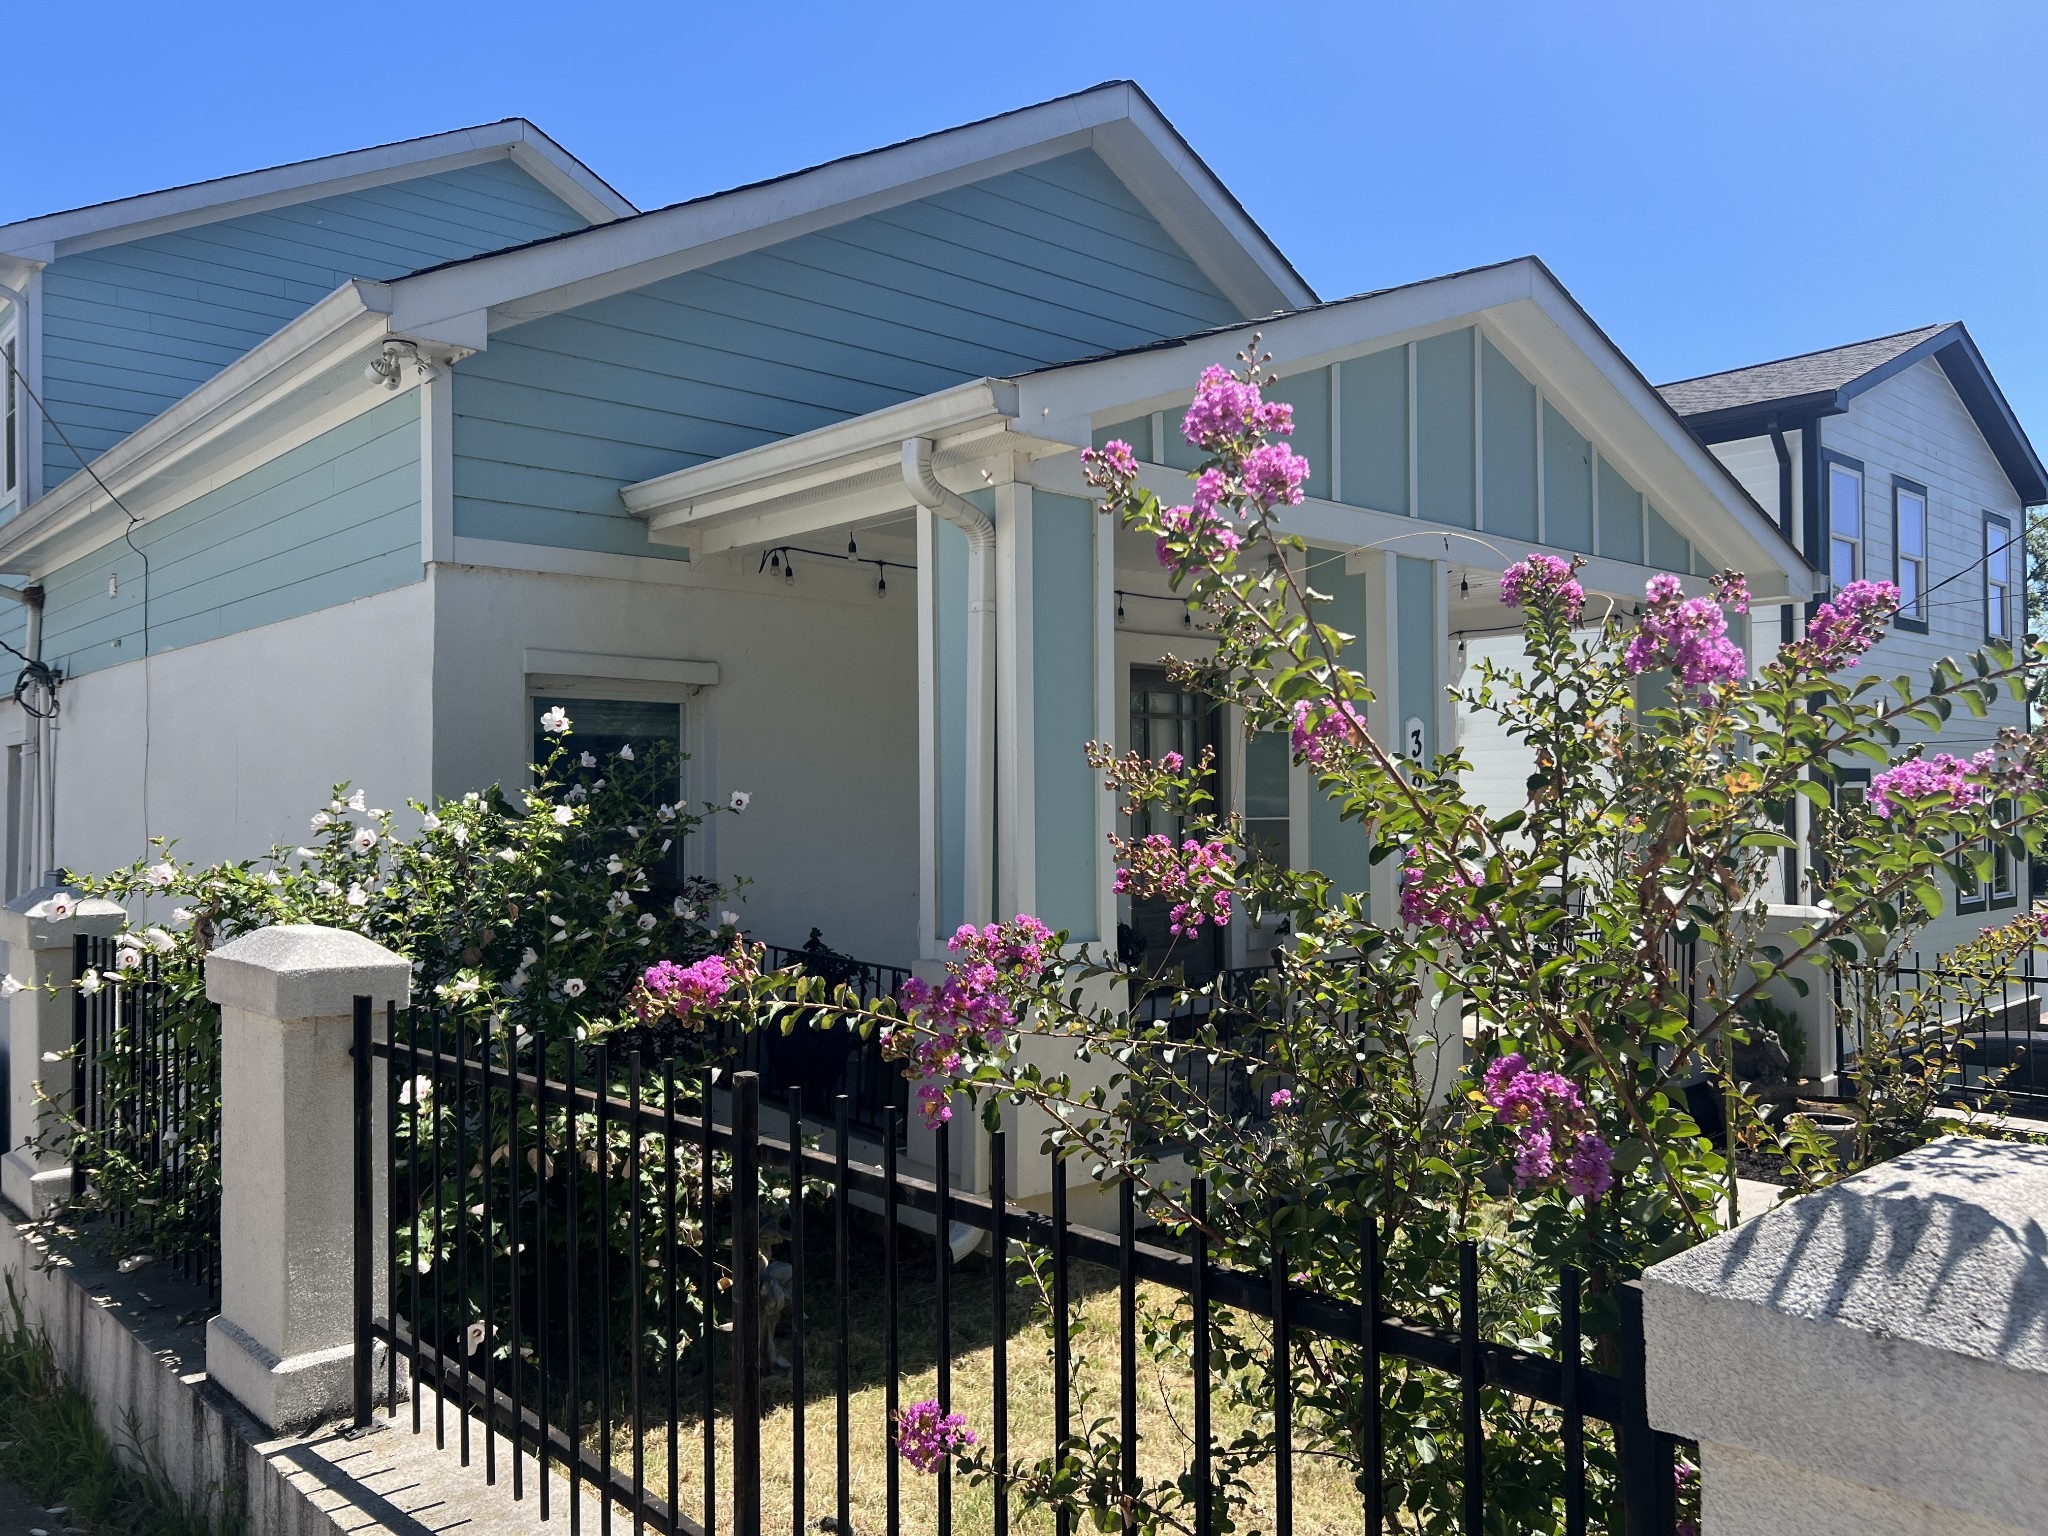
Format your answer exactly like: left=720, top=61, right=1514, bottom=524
left=2, top=352, right=153, bottom=853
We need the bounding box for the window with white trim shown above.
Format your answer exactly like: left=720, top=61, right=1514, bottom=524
left=1826, top=459, right=1862, bottom=591
left=1991, top=799, right=2019, bottom=911
left=530, top=695, right=688, bottom=895
left=1, top=313, right=18, bottom=506
left=1892, top=479, right=1927, bottom=625
left=1986, top=513, right=2013, bottom=639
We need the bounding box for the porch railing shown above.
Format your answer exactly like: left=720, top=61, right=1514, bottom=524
left=1844, top=954, right=2048, bottom=1115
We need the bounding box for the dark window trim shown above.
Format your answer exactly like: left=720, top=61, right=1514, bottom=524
left=1985, top=509, right=2014, bottom=641
left=1821, top=450, right=1865, bottom=594
left=1889, top=475, right=1930, bottom=632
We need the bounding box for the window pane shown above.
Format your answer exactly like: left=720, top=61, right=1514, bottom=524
left=1829, top=466, right=1861, bottom=538
left=1831, top=537, right=1858, bottom=590
left=1990, top=588, right=2007, bottom=635
left=1899, top=560, right=1921, bottom=615
left=1898, top=493, right=1925, bottom=556
left=1988, top=537, right=2010, bottom=584
left=532, top=696, right=686, bottom=890
left=1244, top=731, right=1290, bottom=820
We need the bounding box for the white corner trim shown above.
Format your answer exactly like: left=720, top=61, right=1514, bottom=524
left=3, top=120, right=630, bottom=262
left=522, top=648, right=719, bottom=692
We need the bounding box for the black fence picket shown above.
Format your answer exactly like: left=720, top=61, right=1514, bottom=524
left=67, top=932, right=220, bottom=1295
left=1850, top=953, right=2048, bottom=1114
left=356, top=1002, right=1684, bottom=1536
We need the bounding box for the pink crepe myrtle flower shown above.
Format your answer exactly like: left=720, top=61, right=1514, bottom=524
left=1481, top=1053, right=1613, bottom=1200
left=1179, top=365, right=1294, bottom=454
left=1080, top=439, right=1139, bottom=488
left=1793, top=579, right=1898, bottom=671
left=896, top=1400, right=976, bottom=1473
left=1291, top=700, right=1367, bottom=766
left=1398, top=847, right=1491, bottom=945
left=631, top=954, right=738, bottom=1028
left=1268, top=1088, right=1293, bottom=1110
left=884, top=915, right=1052, bottom=1129
left=1624, top=573, right=1746, bottom=690
left=1241, top=442, right=1310, bottom=508
left=1112, top=835, right=1233, bottom=936
left=1499, top=553, right=1586, bottom=622
left=1866, top=751, right=1994, bottom=819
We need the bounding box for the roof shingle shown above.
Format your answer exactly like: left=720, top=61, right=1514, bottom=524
left=1657, top=325, right=1952, bottom=418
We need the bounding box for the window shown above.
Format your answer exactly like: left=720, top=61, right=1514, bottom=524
left=1892, top=479, right=1928, bottom=627
left=1242, top=730, right=1291, bottom=871
left=1826, top=458, right=1863, bottom=591
left=1955, top=838, right=1987, bottom=914
left=1992, top=799, right=2019, bottom=911
left=1987, top=513, right=2013, bottom=639
left=1, top=319, right=17, bottom=503
left=530, top=695, right=687, bottom=893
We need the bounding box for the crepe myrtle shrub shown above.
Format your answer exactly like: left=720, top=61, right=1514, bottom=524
left=705, top=348, right=2048, bottom=1533
left=41, top=724, right=782, bottom=1371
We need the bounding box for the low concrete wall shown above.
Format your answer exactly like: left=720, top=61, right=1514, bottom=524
left=0, top=1205, right=585, bottom=1536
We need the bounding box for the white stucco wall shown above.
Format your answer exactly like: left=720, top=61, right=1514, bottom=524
left=38, top=581, right=435, bottom=885
left=428, top=558, right=922, bottom=966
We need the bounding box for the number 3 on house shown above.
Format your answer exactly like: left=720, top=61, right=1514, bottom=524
left=1404, top=717, right=1425, bottom=762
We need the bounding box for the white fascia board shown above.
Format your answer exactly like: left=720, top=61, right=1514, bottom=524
left=387, top=83, right=1308, bottom=338
left=1490, top=280, right=1810, bottom=596
left=1090, top=98, right=1312, bottom=316
left=1010, top=260, right=1542, bottom=439
left=0, top=282, right=398, bottom=574
left=1, top=120, right=626, bottom=262
left=623, top=379, right=1020, bottom=519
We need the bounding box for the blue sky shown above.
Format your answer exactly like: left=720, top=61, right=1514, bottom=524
left=13, top=0, right=2047, bottom=440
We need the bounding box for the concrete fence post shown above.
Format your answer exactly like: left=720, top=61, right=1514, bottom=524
left=203, top=924, right=411, bottom=1434
left=0, top=882, right=126, bottom=1214
left=1643, top=1135, right=2048, bottom=1536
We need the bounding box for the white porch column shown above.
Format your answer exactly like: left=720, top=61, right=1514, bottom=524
left=1, top=883, right=126, bottom=1215
left=915, top=490, right=997, bottom=953
left=1355, top=549, right=1402, bottom=930
left=1645, top=1137, right=2048, bottom=1536
left=203, top=924, right=410, bottom=1433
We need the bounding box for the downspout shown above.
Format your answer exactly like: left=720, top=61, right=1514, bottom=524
left=903, top=437, right=996, bottom=927
left=1766, top=415, right=1794, bottom=541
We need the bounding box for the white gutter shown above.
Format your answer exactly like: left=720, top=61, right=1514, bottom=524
left=902, top=436, right=996, bottom=928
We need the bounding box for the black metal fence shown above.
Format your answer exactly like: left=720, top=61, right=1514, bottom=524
left=1847, top=954, right=2048, bottom=1114
left=719, top=942, right=911, bottom=1144
left=70, top=933, right=220, bottom=1293
left=354, top=999, right=1682, bottom=1536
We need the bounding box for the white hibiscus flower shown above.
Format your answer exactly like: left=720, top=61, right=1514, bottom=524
left=421, top=812, right=442, bottom=832
left=146, top=862, right=177, bottom=889
left=0, top=975, right=21, bottom=997
left=346, top=790, right=367, bottom=813
left=350, top=828, right=377, bottom=855
left=562, top=978, right=586, bottom=999
left=729, top=790, right=752, bottom=813
left=637, top=913, right=656, bottom=931
left=78, top=969, right=104, bottom=997
left=450, top=825, right=470, bottom=847
left=580, top=751, right=597, bottom=769
left=311, top=811, right=332, bottom=831
left=44, top=893, right=76, bottom=921
left=618, top=743, right=635, bottom=761
left=540, top=707, right=571, bottom=734
left=345, top=884, right=369, bottom=908
left=552, top=806, right=574, bottom=826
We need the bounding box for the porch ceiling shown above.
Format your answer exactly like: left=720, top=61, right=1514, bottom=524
left=620, top=379, right=1073, bottom=556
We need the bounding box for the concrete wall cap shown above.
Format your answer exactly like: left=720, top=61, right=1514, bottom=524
left=1648, top=1136, right=2048, bottom=1374
left=0, top=882, right=128, bottom=949
left=205, top=924, right=412, bottom=1020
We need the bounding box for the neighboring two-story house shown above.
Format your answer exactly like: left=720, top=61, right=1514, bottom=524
left=1660, top=327, right=2043, bottom=955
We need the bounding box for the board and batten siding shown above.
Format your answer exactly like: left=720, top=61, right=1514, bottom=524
left=1111, top=328, right=1696, bottom=578
left=450, top=150, right=1242, bottom=559
left=37, top=390, right=421, bottom=679
left=37, top=161, right=588, bottom=474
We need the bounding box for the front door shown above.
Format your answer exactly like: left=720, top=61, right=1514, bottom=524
left=1125, top=668, right=1225, bottom=988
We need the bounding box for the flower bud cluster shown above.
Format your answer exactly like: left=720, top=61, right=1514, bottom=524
left=1111, top=833, right=1234, bottom=936
left=1791, top=579, right=1897, bottom=671
left=1866, top=750, right=1994, bottom=819
left=1290, top=700, right=1368, bottom=766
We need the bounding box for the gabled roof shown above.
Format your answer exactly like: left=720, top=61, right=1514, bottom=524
left=624, top=256, right=1814, bottom=603
left=381, top=80, right=1316, bottom=340
left=1660, top=323, right=2048, bottom=504
left=0, top=119, right=634, bottom=266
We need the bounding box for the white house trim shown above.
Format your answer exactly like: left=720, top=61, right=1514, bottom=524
left=520, top=648, right=720, bottom=694
left=384, top=82, right=1310, bottom=343
left=0, top=120, right=632, bottom=263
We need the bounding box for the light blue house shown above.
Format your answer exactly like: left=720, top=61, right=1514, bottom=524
left=0, top=83, right=1825, bottom=1001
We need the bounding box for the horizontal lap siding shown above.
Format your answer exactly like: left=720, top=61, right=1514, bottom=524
left=451, top=150, right=1241, bottom=557
left=40, top=161, right=587, bottom=471
left=38, top=391, right=421, bottom=677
